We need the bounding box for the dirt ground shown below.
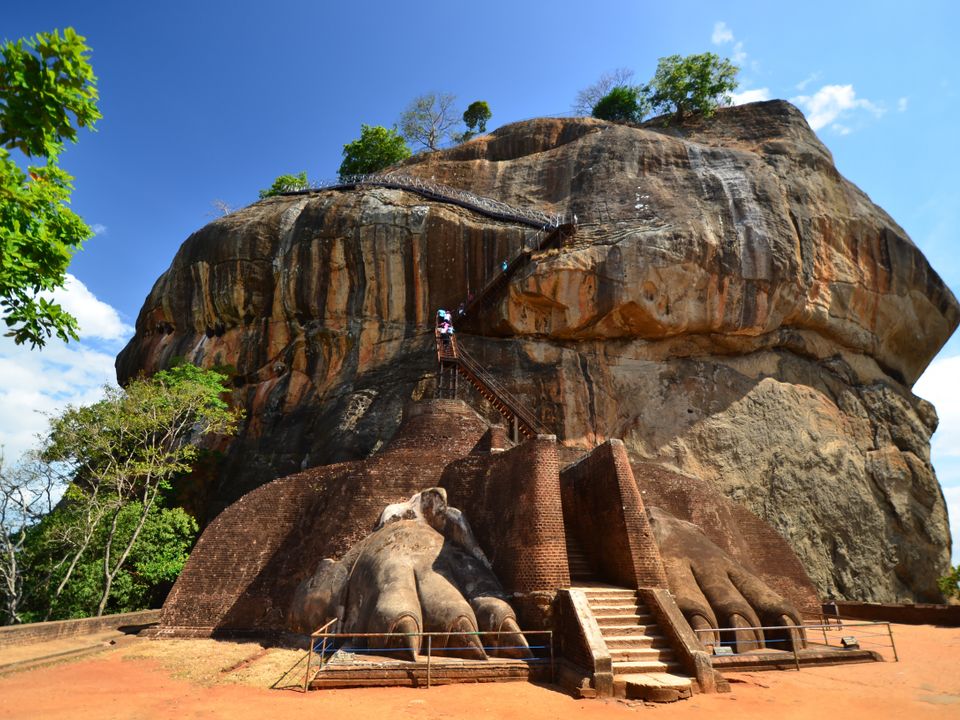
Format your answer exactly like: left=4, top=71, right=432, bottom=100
left=0, top=623, right=958, bottom=719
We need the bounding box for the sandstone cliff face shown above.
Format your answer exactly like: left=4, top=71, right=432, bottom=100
left=117, top=101, right=959, bottom=603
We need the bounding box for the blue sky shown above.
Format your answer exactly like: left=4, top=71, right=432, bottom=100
left=2, top=1, right=958, bottom=561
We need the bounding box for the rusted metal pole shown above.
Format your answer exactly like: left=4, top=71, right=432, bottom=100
left=303, top=638, right=314, bottom=693
left=426, top=635, right=432, bottom=689
left=549, top=631, right=555, bottom=684
left=886, top=623, right=899, bottom=662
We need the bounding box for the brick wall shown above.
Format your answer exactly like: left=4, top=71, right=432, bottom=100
left=0, top=610, right=160, bottom=648
left=634, top=461, right=820, bottom=613
left=560, top=440, right=668, bottom=589
left=831, top=601, right=960, bottom=626
left=440, top=435, right=570, bottom=627
left=160, top=400, right=492, bottom=634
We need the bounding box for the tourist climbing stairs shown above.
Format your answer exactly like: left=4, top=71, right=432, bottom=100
left=581, top=586, right=693, bottom=701
left=462, top=223, right=572, bottom=317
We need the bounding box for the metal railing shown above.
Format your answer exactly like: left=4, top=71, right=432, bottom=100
left=279, top=173, right=565, bottom=230
left=302, top=625, right=554, bottom=692
left=455, top=342, right=549, bottom=437
left=693, top=620, right=898, bottom=671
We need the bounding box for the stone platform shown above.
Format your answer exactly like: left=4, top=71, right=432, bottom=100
left=710, top=645, right=882, bottom=672
left=308, top=652, right=550, bottom=689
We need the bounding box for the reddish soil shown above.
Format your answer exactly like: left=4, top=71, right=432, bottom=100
left=1, top=623, right=958, bottom=719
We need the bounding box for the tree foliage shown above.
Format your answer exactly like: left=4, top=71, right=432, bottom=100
left=399, top=93, right=459, bottom=152
left=0, top=364, right=239, bottom=622
left=19, top=502, right=197, bottom=620
left=0, top=453, right=56, bottom=623
left=591, top=85, right=648, bottom=124
left=458, top=100, right=492, bottom=142
left=573, top=67, right=635, bottom=116
left=0, top=28, right=101, bottom=348
left=338, top=124, right=411, bottom=179
left=647, top=52, right=739, bottom=122
left=258, top=171, right=309, bottom=198
left=939, top=565, right=960, bottom=600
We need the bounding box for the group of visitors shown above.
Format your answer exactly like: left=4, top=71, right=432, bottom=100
left=435, top=257, right=513, bottom=343
left=436, top=309, right=455, bottom=345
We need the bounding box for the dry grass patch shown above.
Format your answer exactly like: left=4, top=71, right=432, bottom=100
left=120, top=638, right=308, bottom=688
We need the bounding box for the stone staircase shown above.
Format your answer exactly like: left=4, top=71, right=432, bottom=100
left=581, top=586, right=693, bottom=701
left=566, top=533, right=595, bottom=582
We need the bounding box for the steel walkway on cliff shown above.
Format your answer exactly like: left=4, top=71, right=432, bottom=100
left=283, top=172, right=566, bottom=440
left=279, top=172, right=566, bottom=230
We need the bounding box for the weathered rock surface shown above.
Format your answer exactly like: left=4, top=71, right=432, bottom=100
left=117, top=100, right=959, bottom=602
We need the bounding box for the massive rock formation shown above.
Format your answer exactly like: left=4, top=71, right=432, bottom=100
left=117, top=100, right=959, bottom=603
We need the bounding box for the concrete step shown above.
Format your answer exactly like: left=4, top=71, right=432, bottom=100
left=588, top=604, right=643, bottom=616
left=582, top=591, right=637, bottom=602
left=598, top=623, right=657, bottom=636
left=613, top=672, right=693, bottom=702
left=609, top=647, right=675, bottom=663
left=580, top=586, right=635, bottom=594
left=595, top=614, right=652, bottom=627
left=603, top=634, right=670, bottom=649
left=611, top=659, right=674, bottom=674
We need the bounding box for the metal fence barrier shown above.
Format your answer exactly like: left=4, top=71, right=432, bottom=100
left=279, top=173, right=566, bottom=230
left=302, top=622, right=553, bottom=692
left=693, top=620, right=899, bottom=671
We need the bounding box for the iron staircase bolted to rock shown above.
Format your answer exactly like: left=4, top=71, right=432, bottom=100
left=435, top=334, right=547, bottom=442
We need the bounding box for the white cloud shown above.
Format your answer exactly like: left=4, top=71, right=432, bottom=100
left=0, top=337, right=120, bottom=462
left=831, top=123, right=852, bottom=135
left=90, top=223, right=108, bottom=236
left=791, top=84, right=884, bottom=131
left=945, top=483, right=960, bottom=565
left=0, top=278, right=133, bottom=462
left=45, top=274, right=133, bottom=342
left=915, top=353, right=960, bottom=563
left=731, top=41, right=746, bottom=64
left=710, top=21, right=748, bottom=66
left=897, top=97, right=908, bottom=112
left=915, top=354, right=960, bottom=459
left=796, top=73, right=821, bottom=91
left=712, top=21, right=734, bottom=45
left=730, top=88, right=771, bottom=105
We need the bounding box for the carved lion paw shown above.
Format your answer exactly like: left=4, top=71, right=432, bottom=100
left=290, top=489, right=529, bottom=661
left=648, top=506, right=806, bottom=653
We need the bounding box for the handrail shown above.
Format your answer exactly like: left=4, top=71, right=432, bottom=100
left=454, top=343, right=548, bottom=437
left=303, top=618, right=339, bottom=691
left=279, top=173, right=565, bottom=230
left=693, top=619, right=899, bottom=669
left=460, top=222, right=569, bottom=320
left=303, top=628, right=554, bottom=691
left=310, top=618, right=339, bottom=637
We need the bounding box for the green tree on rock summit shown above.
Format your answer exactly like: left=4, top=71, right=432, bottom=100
left=458, top=101, right=492, bottom=142
left=338, top=125, right=411, bottom=180
left=647, top=52, right=739, bottom=122
left=591, top=85, right=648, bottom=124
left=258, top=171, right=309, bottom=198
left=0, top=28, right=101, bottom=348
left=399, top=93, right=460, bottom=151
left=580, top=53, right=740, bottom=127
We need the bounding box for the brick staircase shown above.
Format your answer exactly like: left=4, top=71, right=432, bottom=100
left=565, top=533, right=596, bottom=582
left=581, top=586, right=693, bottom=701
